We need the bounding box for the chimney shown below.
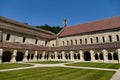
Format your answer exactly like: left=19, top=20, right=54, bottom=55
left=63, top=19, right=67, bottom=27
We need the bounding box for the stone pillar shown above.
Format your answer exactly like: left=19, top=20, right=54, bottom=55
left=70, top=51, right=74, bottom=61
left=41, top=51, right=45, bottom=61
left=48, top=52, right=51, bottom=61
left=102, top=49, right=108, bottom=63
left=33, top=51, right=38, bottom=61
left=62, top=51, right=65, bottom=61
left=117, top=49, right=120, bottom=63
left=23, top=50, right=28, bottom=62
left=79, top=50, right=84, bottom=62
left=0, top=49, right=3, bottom=63
left=90, top=50, right=95, bottom=62
left=55, top=51, right=58, bottom=61
left=11, top=49, right=17, bottom=63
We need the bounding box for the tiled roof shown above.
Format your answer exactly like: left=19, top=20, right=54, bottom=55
left=0, top=42, right=50, bottom=51
left=0, top=16, right=56, bottom=39
left=59, top=16, right=120, bottom=37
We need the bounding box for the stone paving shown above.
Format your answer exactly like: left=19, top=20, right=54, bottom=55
left=0, top=62, right=119, bottom=80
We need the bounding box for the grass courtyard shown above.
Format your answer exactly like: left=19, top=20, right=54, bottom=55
left=0, top=63, right=33, bottom=70
left=66, top=62, right=120, bottom=69
left=0, top=67, right=115, bottom=80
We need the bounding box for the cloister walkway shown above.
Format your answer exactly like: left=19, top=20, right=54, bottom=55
left=0, top=62, right=119, bottom=80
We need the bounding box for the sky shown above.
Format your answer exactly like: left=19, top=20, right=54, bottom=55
left=0, top=0, right=120, bottom=27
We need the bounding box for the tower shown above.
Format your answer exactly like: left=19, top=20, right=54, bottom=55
left=63, top=19, right=67, bottom=27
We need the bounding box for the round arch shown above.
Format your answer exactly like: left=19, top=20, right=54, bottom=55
left=2, top=51, right=12, bottom=62
left=84, top=51, right=91, bottom=61
left=108, top=53, right=112, bottom=60
left=113, top=53, right=118, bottom=60
left=95, top=53, right=99, bottom=60
left=99, top=53, right=104, bottom=60
left=16, top=52, right=24, bottom=62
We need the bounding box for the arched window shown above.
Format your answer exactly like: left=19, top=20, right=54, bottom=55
left=23, top=37, right=26, bottom=43
left=102, top=36, right=105, bottom=42
left=96, top=37, right=99, bottom=43
left=85, top=38, right=87, bottom=44
left=116, top=35, right=119, bottom=41
left=109, top=35, right=112, bottom=42
left=35, top=39, right=38, bottom=44
left=63, top=41, right=65, bottom=46
left=90, top=38, right=93, bottom=44
left=67, top=40, right=69, bottom=46
left=75, top=40, right=77, bottom=45
left=71, top=40, right=73, bottom=45
left=80, top=39, right=82, bottom=44
left=6, top=34, right=10, bottom=40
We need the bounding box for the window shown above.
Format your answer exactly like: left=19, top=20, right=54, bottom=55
left=71, top=40, right=73, bottom=45
left=45, top=41, right=47, bottom=46
left=80, top=39, right=82, bottom=44
left=102, top=37, right=105, bottom=42
left=90, top=38, right=93, bottom=44
left=109, top=35, right=112, bottom=42
left=6, top=34, right=10, bottom=40
left=85, top=38, right=87, bottom=44
left=35, top=39, right=38, bottom=44
left=75, top=40, right=77, bottom=45
left=0, top=31, right=2, bottom=42
left=63, top=41, right=65, bottom=46
left=96, top=37, right=99, bottom=43
left=116, top=35, right=119, bottom=41
left=67, top=40, right=69, bottom=46
left=23, top=37, right=26, bottom=43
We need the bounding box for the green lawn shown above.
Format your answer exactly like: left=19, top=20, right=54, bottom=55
left=0, top=63, right=33, bottom=70
left=28, top=61, right=70, bottom=64
left=66, top=62, right=120, bottom=69
left=0, top=67, right=115, bottom=80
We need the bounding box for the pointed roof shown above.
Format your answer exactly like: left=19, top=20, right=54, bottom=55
left=58, top=16, right=120, bottom=37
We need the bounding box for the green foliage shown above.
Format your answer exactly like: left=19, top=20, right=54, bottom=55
left=36, top=24, right=62, bottom=34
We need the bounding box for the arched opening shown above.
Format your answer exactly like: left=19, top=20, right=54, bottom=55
left=65, top=54, right=68, bottom=59
left=40, top=54, right=42, bottom=59
left=71, top=40, right=73, bottom=45
left=58, top=54, right=61, bottom=59
left=80, top=39, right=82, bottom=44
left=16, top=52, right=24, bottom=62
left=27, top=53, right=30, bottom=60
left=95, top=53, right=99, bottom=60
left=116, top=35, right=119, bottom=41
left=75, top=40, right=77, bottom=45
left=113, top=53, right=118, bottom=60
left=74, top=54, right=77, bottom=59
left=60, top=54, right=62, bottom=59
left=108, top=53, right=112, bottom=60
left=2, top=51, right=12, bottom=62
left=84, top=52, right=91, bottom=61
left=109, top=35, right=112, bottom=42
left=68, top=53, right=71, bottom=59
left=78, top=53, right=80, bottom=59
left=85, top=39, right=87, bottom=44
left=99, top=53, right=104, bottom=60
left=31, top=54, right=34, bottom=60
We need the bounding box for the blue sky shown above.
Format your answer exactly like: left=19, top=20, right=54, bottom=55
left=0, top=0, right=120, bottom=27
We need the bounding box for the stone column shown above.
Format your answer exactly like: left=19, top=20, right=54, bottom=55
left=33, top=51, right=38, bottom=61
left=55, top=51, right=58, bottom=61
left=62, top=51, right=65, bottom=61
left=0, top=49, right=3, bottom=63
left=90, top=50, right=95, bottom=62
left=41, top=51, right=45, bottom=61
left=70, top=51, right=74, bottom=61
left=23, top=50, right=28, bottom=62
left=79, top=50, right=84, bottom=62
left=102, top=49, right=108, bottom=63
left=11, top=49, right=17, bottom=63
left=117, top=49, right=120, bottom=63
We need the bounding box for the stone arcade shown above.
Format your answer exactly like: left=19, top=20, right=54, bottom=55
left=0, top=16, right=120, bottom=63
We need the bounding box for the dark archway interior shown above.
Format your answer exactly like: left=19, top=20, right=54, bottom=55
left=27, top=54, right=30, bottom=60
left=99, top=53, right=104, bottom=60
left=2, top=51, right=12, bottom=62
left=95, top=53, right=99, bottom=60
left=108, top=53, right=112, bottom=60
left=84, top=52, right=91, bottom=61
left=16, top=52, right=24, bottom=62
left=74, top=54, right=77, bottom=59
left=113, top=53, right=118, bottom=60
left=78, top=53, right=80, bottom=59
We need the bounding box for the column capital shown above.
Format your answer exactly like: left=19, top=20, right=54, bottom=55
left=79, top=50, right=83, bottom=53
left=102, top=49, right=107, bottom=53
left=90, top=50, right=94, bottom=53
left=70, top=51, right=74, bottom=54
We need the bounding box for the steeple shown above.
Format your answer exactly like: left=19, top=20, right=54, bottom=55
left=63, top=19, right=67, bottom=27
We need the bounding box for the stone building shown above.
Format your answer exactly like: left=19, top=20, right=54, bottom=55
left=0, top=16, right=120, bottom=63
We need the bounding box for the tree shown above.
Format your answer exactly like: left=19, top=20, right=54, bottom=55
left=36, top=24, right=62, bottom=34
